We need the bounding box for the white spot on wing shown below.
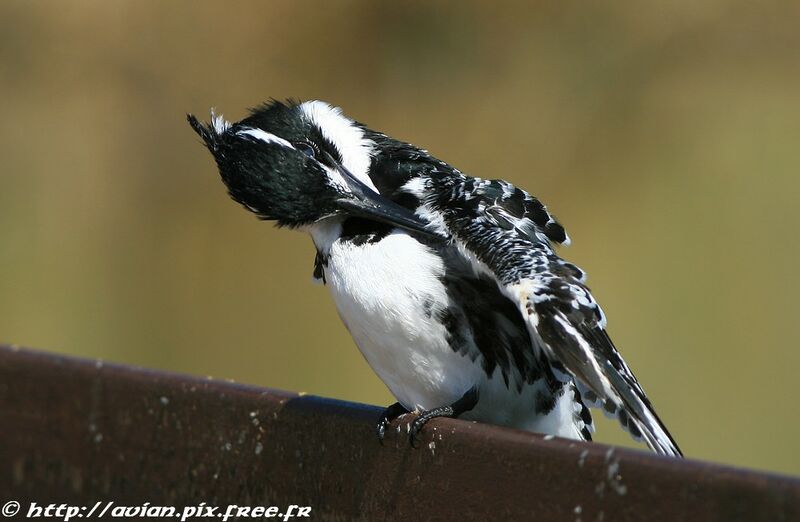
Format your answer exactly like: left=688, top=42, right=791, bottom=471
left=409, top=200, right=449, bottom=237
left=551, top=314, right=614, bottom=398
left=402, top=177, right=427, bottom=197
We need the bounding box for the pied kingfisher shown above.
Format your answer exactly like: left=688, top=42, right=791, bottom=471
left=188, top=99, right=682, bottom=457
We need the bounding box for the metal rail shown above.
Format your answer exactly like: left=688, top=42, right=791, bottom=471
left=0, top=345, right=797, bottom=521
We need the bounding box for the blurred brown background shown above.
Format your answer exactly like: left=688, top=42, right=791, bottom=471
left=1, top=1, right=798, bottom=475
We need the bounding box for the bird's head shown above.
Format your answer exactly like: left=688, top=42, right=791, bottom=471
left=188, top=99, right=437, bottom=236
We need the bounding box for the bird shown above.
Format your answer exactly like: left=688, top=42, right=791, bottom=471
left=187, top=99, right=682, bottom=457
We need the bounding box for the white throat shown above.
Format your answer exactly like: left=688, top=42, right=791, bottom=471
left=307, top=218, right=344, bottom=256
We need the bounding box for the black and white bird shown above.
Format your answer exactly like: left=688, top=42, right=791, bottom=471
left=188, top=99, right=682, bottom=457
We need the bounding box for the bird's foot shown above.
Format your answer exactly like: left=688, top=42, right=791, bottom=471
left=376, top=402, right=410, bottom=444
left=408, top=386, right=479, bottom=448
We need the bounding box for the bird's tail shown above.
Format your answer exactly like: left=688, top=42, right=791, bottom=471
left=580, top=356, right=683, bottom=457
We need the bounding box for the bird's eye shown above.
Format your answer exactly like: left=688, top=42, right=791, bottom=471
left=295, top=142, right=316, bottom=159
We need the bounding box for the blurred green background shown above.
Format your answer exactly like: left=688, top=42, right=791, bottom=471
left=1, top=1, right=798, bottom=475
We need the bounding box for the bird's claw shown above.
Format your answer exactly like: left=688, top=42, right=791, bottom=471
left=375, top=402, right=409, bottom=445
left=378, top=388, right=478, bottom=448
left=408, top=415, right=427, bottom=448
left=376, top=417, right=391, bottom=442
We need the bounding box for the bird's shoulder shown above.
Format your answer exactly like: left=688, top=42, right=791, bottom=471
left=365, top=135, right=569, bottom=246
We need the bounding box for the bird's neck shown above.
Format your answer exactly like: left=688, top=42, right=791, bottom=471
left=306, top=217, right=344, bottom=256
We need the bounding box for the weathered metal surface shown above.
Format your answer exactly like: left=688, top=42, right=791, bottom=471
left=0, top=344, right=797, bottom=521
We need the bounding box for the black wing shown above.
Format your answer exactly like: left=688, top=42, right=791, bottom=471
left=405, top=172, right=682, bottom=457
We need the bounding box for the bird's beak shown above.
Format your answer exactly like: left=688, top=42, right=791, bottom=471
left=322, top=152, right=443, bottom=239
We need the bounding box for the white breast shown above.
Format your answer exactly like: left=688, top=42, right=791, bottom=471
left=311, top=222, right=481, bottom=411
left=307, top=220, right=587, bottom=441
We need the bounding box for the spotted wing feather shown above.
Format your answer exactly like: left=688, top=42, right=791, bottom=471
left=407, top=172, right=682, bottom=457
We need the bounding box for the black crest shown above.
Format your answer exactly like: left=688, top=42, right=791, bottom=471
left=187, top=108, right=337, bottom=227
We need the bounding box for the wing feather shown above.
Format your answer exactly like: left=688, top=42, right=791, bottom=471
left=406, top=172, right=682, bottom=457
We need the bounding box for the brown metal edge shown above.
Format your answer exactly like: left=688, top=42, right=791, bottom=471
left=0, top=344, right=798, bottom=521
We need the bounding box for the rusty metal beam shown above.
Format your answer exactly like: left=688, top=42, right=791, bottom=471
left=0, top=345, right=798, bottom=521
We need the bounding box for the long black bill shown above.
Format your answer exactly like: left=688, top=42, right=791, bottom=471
left=322, top=152, right=443, bottom=239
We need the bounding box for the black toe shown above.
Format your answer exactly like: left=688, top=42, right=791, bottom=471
left=376, top=402, right=409, bottom=444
